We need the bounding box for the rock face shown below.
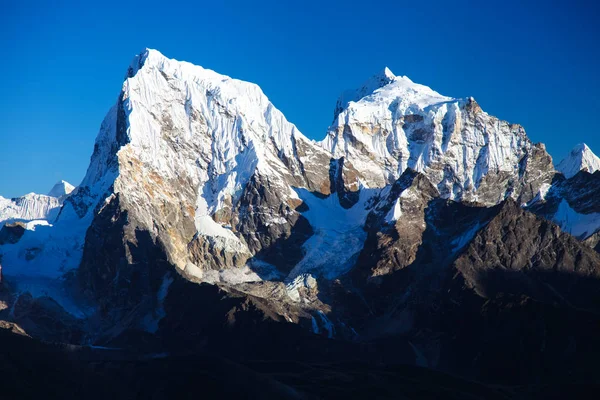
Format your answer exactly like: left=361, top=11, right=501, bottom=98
left=0, top=222, right=26, bottom=245
left=2, top=49, right=600, bottom=390
left=434, top=200, right=600, bottom=382
left=453, top=199, right=600, bottom=306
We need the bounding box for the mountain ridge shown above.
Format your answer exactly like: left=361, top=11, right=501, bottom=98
left=1, top=50, right=600, bottom=389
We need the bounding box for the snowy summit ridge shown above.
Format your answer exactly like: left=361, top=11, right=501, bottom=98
left=333, top=66, right=397, bottom=120
left=557, top=143, right=600, bottom=179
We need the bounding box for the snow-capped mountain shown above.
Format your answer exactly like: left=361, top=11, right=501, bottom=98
left=48, top=180, right=75, bottom=199
left=322, top=68, right=554, bottom=205
left=1, top=49, right=594, bottom=291
left=2, top=50, right=600, bottom=385
left=0, top=194, right=59, bottom=227
left=0, top=180, right=75, bottom=229
left=68, top=49, right=333, bottom=286
left=557, top=143, right=600, bottom=178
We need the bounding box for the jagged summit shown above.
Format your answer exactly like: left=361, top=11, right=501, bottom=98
left=380, top=66, right=395, bottom=80
left=333, top=66, right=397, bottom=120
left=47, top=180, right=75, bottom=198
left=332, top=67, right=456, bottom=122
left=322, top=60, right=551, bottom=205
left=557, top=143, right=600, bottom=178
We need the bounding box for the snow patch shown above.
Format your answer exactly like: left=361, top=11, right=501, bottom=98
left=286, top=273, right=317, bottom=302
left=553, top=199, right=600, bottom=239
left=451, top=223, right=484, bottom=252
left=286, top=188, right=378, bottom=280
left=385, top=198, right=402, bottom=223
left=24, top=220, right=51, bottom=231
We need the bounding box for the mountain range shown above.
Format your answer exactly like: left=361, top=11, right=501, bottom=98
left=1, top=49, right=600, bottom=399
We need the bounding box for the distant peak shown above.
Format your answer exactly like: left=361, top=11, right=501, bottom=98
left=48, top=180, right=75, bottom=198
left=557, top=143, right=600, bottom=178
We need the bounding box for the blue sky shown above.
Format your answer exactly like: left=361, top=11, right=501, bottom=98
left=1, top=0, right=599, bottom=197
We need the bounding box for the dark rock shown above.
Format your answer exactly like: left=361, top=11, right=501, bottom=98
left=0, top=222, right=26, bottom=245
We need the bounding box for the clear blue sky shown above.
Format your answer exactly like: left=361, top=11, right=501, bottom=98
left=1, top=0, right=599, bottom=197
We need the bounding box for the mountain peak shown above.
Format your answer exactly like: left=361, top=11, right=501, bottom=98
left=126, top=48, right=168, bottom=78
left=332, top=67, right=454, bottom=122
left=573, top=143, right=590, bottom=152
left=48, top=180, right=75, bottom=198
left=379, top=66, right=396, bottom=81
left=333, top=67, right=398, bottom=120
left=557, top=143, right=600, bottom=178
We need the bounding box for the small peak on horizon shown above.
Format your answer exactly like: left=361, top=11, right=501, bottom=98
left=557, top=142, right=600, bottom=178
left=48, top=180, right=75, bottom=198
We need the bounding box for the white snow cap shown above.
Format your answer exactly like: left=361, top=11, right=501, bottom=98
left=557, top=143, right=600, bottom=179
left=47, top=180, right=75, bottom=198
left=333, top=66, right=453, bottom=121
left=334, top=67, right=397, bottom=119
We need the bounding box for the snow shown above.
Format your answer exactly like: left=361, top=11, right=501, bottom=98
left=322, top=67, right=538, bottom=205
left=0, top=193, right=61, bottom=227
left=24, top=220, right=51, bottom=230
left=3, top=48, right=594, bottom=323
left=333, top=67, right=397, bottom=119
left=539, top=183, right=552, bottom=201
left=7, top=275, right=94, bottom=319
left=192, top=260, right=282, bottom=285
left=451, top=223, right=484, bottom=252
left=286, top=188, right=377, bottom=280
left=47, top=180, right=75, bottom=198
left=557, top=143, right=600, bottom=179
left=286, top=273, right=317, bottom=302
left=0, top=152, right=114, bottom=282
left=309, top=310, right=335, bottom=337
left=553, top=199, right=600, bottom=239
left=0, top=209, right=94, bottom=278
left=103, top=48, right=325, bottom=270
left=524, top=182, right=554, bottom=208
left=385, top=198, right=402, bottom=223
left=202, top=265, right=266, bottom=284
left=142, top=273, right=174, bottom=333
left=311, top=316, right=319, bottom=334
left=195, top=195, right=239, bottom=241
left=315, top=311, right=335, bottom=338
